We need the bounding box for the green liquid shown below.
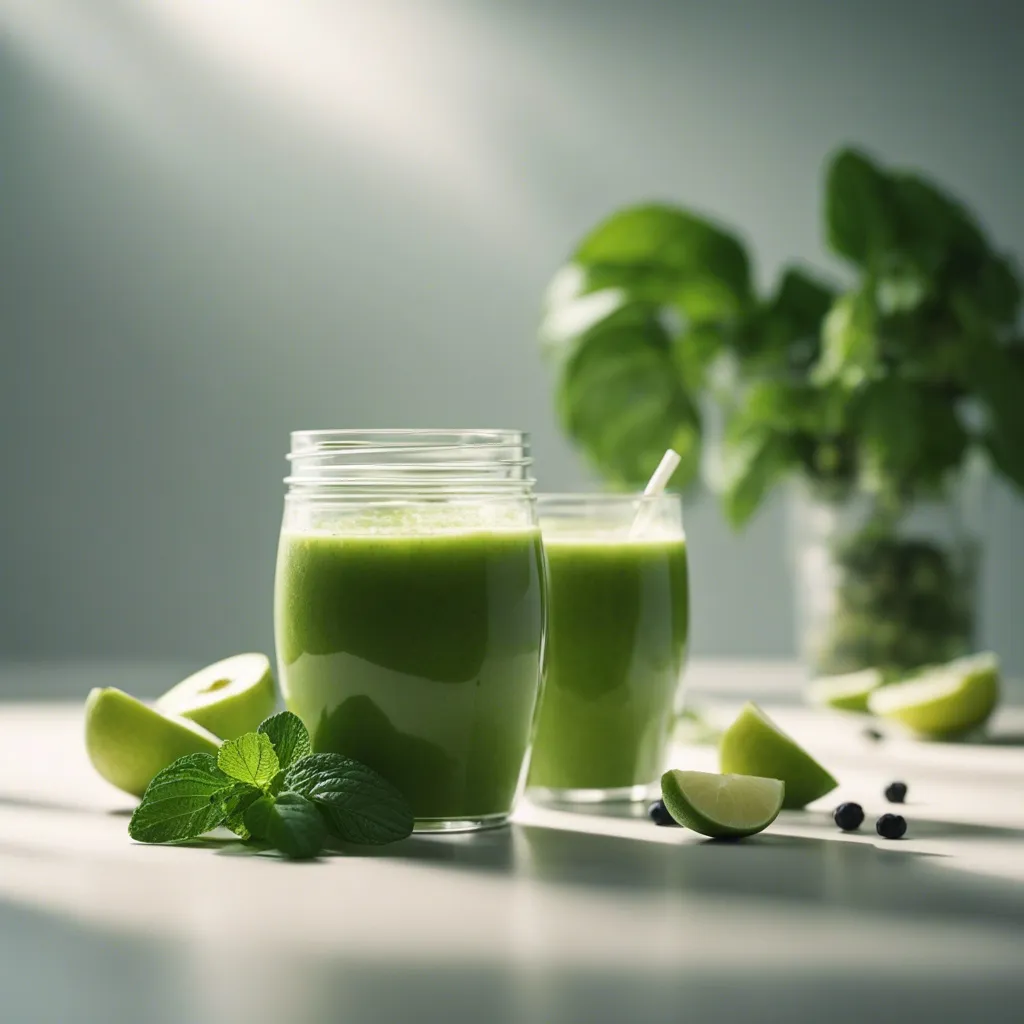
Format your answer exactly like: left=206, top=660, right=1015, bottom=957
left=275, top=527, right=546, bottom=822
left=528, top=536, right=689, bottom=791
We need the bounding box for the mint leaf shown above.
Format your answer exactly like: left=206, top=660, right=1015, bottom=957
left=244, top=792, right=325, bottom=859
left=285, top=753, right=414, bottom=845
left=218, top=732, right=279, bottom=789
left=128, top=753, right=232, bottom=844
left=219, top=781, right=262, bottom=839
left=257, top=711, right=311, bottom=771
left=242, top=794, right=274, bottom=840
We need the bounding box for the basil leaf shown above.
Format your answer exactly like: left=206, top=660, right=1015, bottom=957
left=673, top=322, right=725, bottom=393
left=720, top=424, right=794, bottom=529
left=956, top=253, right=1022, bottom=327
left=886, top=172, right=986, bottom=277
left=825, top=148, right=891, bottom=266
left=875, top=265, right=929, bottom=316
left=257, top=711, right=311, bottom=771
left=128, top=753, right=232, bottom=844
left=969, top=343, right=1024, bottom=490
left=243, top=792, right=326, bottom=860
left=745, top=266, right=839, bottom=374
left=556, top=306, right=701, bottom=489
left=573, top=203, right=752, bottom=321
left=770, top=266, right=836, bottom=329
left=813, top=289, right=878, bottom=389
left=737, top=380, right=842, bottom=437
left=285, top=753, right=414, bottom=846
left=218, top=732, right=279, bottom=789
left=540, top=274, right=651, bottom=365
left=858, top=379, right=968, bottom=492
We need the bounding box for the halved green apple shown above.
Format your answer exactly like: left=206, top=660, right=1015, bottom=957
left=156, top=653, right=277, bottom=740
left=85, top=687, right=221, bottom=797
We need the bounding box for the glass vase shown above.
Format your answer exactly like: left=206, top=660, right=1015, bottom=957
left=788, top=463, right=987, bottom=678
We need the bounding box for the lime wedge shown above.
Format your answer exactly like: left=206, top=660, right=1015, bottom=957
left=156, top=653, right=277, bottom=740
left=805, top=668, right=884, bottom=712
left=867, top=652, right=999, bottom=738
left=719, top=702, right=837, bottom=809
left=85, top=687, right=221, bottom=797
left=661, top=769, right=784, bottom=838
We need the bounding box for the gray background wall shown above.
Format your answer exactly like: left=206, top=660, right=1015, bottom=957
left=2, top=0, right=1022, bottom=676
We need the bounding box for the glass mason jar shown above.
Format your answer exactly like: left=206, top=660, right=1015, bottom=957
left=275, top=429, right=547, bottom=833
left=527, top=494, right=689, bottom=802
left=789, top=461, right=987, bottom=678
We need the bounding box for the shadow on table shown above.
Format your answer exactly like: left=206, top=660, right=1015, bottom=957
left=350, top=817, right=1024, bottom=931
left=0, top=793, right=116, bottom=815
left=979, top=731, right=1024, bottom=746
left=0, top=894, right=1022, bottom=1024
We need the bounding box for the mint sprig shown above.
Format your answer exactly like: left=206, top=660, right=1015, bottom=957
left=219, top=781, right=263, bottom=839
left=285, top=753, right=415, bottom=845
left=244, top=791, right=325, bottom=859
left=128, top=753, right=232, bottom=844
left=218, top=732, right=279, bottom=789
left=257, top=711, right=312, bottom=770
left=127, top=711, right=414, bottom=859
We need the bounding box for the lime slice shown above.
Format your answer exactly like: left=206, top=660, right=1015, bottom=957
left=85, top=687, right=221, bottom=797
left=661, top=769, right=784, bottom=838
left=156, top=653, right=277, bottom=740
left=719, top=702, right=837, bottom=809
left=867, top=652, right=999, bottom=738
left=805, top=668, right=884, bottom=712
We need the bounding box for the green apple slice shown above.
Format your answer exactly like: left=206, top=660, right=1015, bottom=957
left=661, top=769, right=785, bottom=839
left=805, top=668, right=884, bottom=712
left=156, top=653, right=277, bottom=740
left=867, top=652, right=999, bottom=739
left=719, top=702, right=838, bottom=809
left=85, top=687, right=221, bottom=797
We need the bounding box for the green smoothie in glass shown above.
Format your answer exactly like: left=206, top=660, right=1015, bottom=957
left=275, top=428, right=546, bottom=831
left=528, top=494, right=689, bottom=799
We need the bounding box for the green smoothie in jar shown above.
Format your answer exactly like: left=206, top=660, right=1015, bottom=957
left=274, top=430, right=546, bottom=832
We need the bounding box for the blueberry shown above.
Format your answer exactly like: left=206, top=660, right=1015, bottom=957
left=648, top=799, right=679, bottom=826
left=833, top=802, right=865, bottom=831
left=876, top=813, right=907, bottom=839
left=884, top=781, right=908, bottom=803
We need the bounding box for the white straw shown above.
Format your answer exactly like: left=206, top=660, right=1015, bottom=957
left=628, top=449, right=681, bottom=538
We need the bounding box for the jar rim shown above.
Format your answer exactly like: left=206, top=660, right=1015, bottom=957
left=284, top=429, right=535, bottom=498
left=290, top=428, right=527, bottom=449
left=287, top=455, right=534, bottom=466
left=285, top=479, right=537, bottom=492
left=537, top=492, right=682, bottom=505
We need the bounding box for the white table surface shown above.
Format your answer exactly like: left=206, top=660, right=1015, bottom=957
left=1, top=661, right=1022, bottom=1024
